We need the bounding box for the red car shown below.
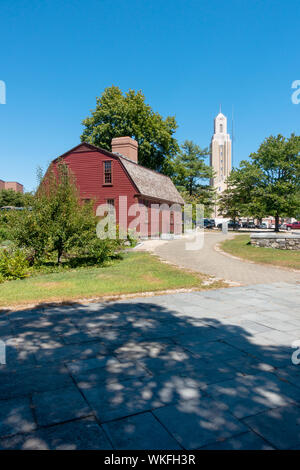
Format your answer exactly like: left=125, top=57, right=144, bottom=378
left=286, top=221, right=300, bottom=230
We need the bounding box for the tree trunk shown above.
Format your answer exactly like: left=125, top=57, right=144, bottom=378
left=275, top=215, right=280, bottom=232
left=57, top=247, right=63, bottom=265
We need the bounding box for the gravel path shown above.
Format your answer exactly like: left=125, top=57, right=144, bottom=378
left=140, top=232, right=300, bottom=285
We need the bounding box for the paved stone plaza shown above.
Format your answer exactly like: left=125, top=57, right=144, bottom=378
left=0, top=282, right=300, bottom=449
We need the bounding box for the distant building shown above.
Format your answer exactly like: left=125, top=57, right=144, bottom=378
left=0, top=180, right=23, bottom=193
left=210, top=111, right=232, bottom=217
left=0, top=180, right=24, bottom=193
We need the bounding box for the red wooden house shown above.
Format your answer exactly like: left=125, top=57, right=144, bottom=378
left=47, top=137, right=184, bottom=236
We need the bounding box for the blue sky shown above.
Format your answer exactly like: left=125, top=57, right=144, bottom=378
left=0, top=0, right=299, bottom=191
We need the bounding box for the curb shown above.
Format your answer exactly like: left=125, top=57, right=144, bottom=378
left=0, top=285, right=230, bottom=313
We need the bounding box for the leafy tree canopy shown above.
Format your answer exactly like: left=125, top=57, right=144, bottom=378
left=81, top=86, right=179, bottom=174
left=0, top=189, right=33, bottom=208
left=11, top=163, right=122, bottom=265
left=221, top=134, right=300, bottom=230
left=172, top=140, right=215, bottom=216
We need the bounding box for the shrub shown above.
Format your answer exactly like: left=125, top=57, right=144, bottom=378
left=90, top=238, right=123, bottom=264
left=0, top=226, right=10, bottom=242
left=0, top=213, right=13, bottom=242
left=126, top=228, right=138, bottom=247
left=0, top=248, right=30, bottom=281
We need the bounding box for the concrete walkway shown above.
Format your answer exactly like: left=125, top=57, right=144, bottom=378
left=0, top=282, right=300, bottom=449
left=142, top=232, right=300, bottom=285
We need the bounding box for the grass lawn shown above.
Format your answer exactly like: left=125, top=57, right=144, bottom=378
left=221, top=234, right=300, bottom=270
left=0, top=252, right=223, bottom=308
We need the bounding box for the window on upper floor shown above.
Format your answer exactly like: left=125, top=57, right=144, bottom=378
left=220, top=124, right=223, bottom=133
left=103, top=161, right=112, bottom=184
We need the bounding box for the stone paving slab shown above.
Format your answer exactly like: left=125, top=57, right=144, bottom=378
left=203, top=372, right=299, bottom=419
left=34, top=341, right=107, bottom=364
left=66, top=355, right=116, bottom=374
left=80, top=376, right=171, bottom=423
left=243, top=404, right=300, bottom=450
left=0, top=282, right=299, bottom=449
left=103, top=412, right=182, bottom=450
left=0, top=418, right=112, bottom=450
left=200, top=431, right=274, bottom=450
left=0, top=364, right=73, bottom=400
left=74, top=359, right=150, bottom=388
left=153, top=397, right=248, bottom=450
left=32, top=385, right=92, bottom=427
left=0, top=397, right=36, bottom=438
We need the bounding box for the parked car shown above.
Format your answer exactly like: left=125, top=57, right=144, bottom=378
left=286, top=221, right=300, bottom=230
left=257, top=223, right=268, bottom=229
left=0, top=206, right=31, bottom=211
left=204, top=218, right=215, bottom=229
left=217, top=220, right=241, bottom=230
left=242, top=222, right=256, bottom=229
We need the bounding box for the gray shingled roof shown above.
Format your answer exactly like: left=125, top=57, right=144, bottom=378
left=119, top=155, right=184, bottom=205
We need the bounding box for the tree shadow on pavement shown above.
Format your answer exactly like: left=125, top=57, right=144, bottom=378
left=0, top=298, right=299, bottom=450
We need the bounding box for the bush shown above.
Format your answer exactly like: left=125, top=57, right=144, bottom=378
left=89, top=238, right=123, bottom=264
left=0, top=248, right=30, bottom=281
left=0, top=213, right=13, bottom=242
left=0, top=226, right=10, bottom=242
left=126, top=228, right=138, bottom=247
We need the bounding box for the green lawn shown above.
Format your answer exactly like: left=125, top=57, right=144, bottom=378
left=0, top=252, right=223, bottom=308
left=221, top=234, right=300, bottom=270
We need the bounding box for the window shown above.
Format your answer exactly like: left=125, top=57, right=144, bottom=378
left=220, top=124, right=223, bottom=133
left=106, top=199, right=115, bottom=215
left=104, top=161, right=112, bottom=184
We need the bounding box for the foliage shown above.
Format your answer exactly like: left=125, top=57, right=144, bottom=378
left=126, top=228, right=138, bottom=247
left=0, top=247, right=30, bottom=281
left=172, top=140, right=215, bottom=216
left=81, top=86, right=179, bottom=173
left=11, top=163, right=124, bottom=265
left=218, top=183, right=242, bottom=222
left=221, top=134, right=300, bottom=230
left=0, top=189, right=34, bottom=208
left=0, top=213, right=13, bottom=242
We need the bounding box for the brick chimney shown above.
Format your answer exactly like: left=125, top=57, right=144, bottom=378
left=111, top=136, right=138, bottom=163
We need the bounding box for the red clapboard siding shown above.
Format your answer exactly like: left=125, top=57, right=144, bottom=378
left=53, top=147, right=138, bottom=231
left=48, top=144, right=180, bottom=234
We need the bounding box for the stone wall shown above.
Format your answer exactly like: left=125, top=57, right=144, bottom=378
left=250, top=233, right=300, bottom=250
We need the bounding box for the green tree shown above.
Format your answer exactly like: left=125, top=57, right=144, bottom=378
left=12, top=163, right=105, bottom=264
left=219, top=165, right=267, bottom=222
left=0, top=189, right=33, bottom=208
left=218, top=184, right=242, bottom=223
left=223, top=134, right=300, bottom=231
left=81, top=86, right=178, bottom=173
left=172, top=140, right=215, bottom=216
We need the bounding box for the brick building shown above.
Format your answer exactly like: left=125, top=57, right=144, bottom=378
left=0, top=180, right=24, bottom=193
